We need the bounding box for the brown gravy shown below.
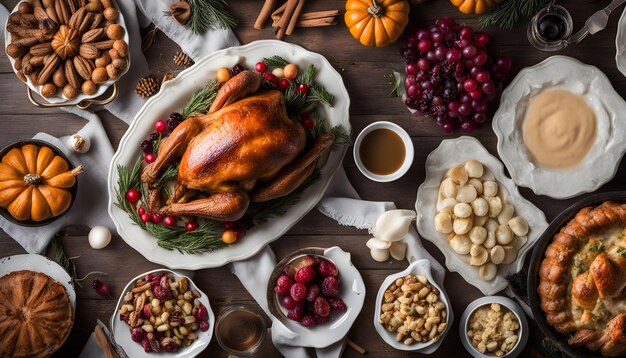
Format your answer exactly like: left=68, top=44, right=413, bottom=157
left=360, top=128, right=406, bottom=175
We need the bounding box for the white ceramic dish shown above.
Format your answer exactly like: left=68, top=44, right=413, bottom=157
left=459, top=296, right=528, bottom=358
left=616, top=6, right=626, bottom=78
left=268, top=247, right=365, bottom=349
left=107, top=40, right=350, bottom=269
left=373, top=259, right=453, bottom=353
left=4, top=0, right=130, bottom=105
left=0, top=254, right=76, bottom=356
left=492, top=55, right=626, bottom=199
left=353, top=121, right=414, bottom=182
left=110, top=269, right=214, bottom=358
left=416, top=136, right=548, bottom=295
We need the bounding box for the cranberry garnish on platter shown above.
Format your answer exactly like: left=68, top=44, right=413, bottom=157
left=401, top=16, right=511, bottom=133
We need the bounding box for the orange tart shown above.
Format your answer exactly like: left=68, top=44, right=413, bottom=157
left=538, top=201, right=626, bottom=357
left=0, top=270, right=73, bottom=357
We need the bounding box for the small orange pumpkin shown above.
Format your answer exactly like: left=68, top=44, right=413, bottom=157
left=451, top=0, right=501, bottom=15
left=0, top=144, right=83, bottom=222
left=345, top=0, right=410, bottom=47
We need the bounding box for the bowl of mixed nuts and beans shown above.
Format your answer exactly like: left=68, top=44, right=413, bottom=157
left=111, top=269, right=214, bottom=357
left=374, top=259, right=453, bottom=353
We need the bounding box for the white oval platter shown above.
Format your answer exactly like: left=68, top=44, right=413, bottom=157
left=415, top=137, right=548, bottom=295
left=107, top=40, right=350, bottom=269
left=492, top=55, right=626, bottom=199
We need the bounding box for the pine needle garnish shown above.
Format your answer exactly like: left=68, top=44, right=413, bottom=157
left=154, top=164, right=179, bottom=188
left=505, top=267, right=529, bottom=306
left=49, top=235, right=76, bottom=279
left=156, top=221, right=225, bottom=254
left=479, top=0, right=554, bottom=29
left=188, top=0, right=237, bottom=34
left=182, top=80, right=220, bottom=118
left=310, top=84, right=334, bottom=107
left=262, top=55, right=289, bottom=68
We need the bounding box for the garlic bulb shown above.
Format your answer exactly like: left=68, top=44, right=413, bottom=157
left=68, top=134, right=90, bottom=153
left=366, top=209, right=416, bottom=262
left=88, top=226, right=111, bottom=249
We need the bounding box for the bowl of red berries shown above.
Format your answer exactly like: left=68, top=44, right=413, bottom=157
left=400, top=16, right=512, bottom=133
left=268, top=246, right=366, bottom=348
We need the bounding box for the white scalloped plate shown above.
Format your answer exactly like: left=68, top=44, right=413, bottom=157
left=3, top=0, right=130, bottom=105
left=616, top=6, right=626, bottom=78
left=415, top=137, right=548, bottom=295
left=110, top=269, right=214, bottom=357
left=107, top=40, right=350, bottom=269
left=492, top=55, right=626, bottom=199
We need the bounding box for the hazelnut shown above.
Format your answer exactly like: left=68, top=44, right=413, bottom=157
left=106, top=63, right=120, bottom=79
left=92, top=67, right=108, bottom=84
left=81, top=80, right=97, bottom=95
left=6, top=44, right=23, bottom=58
left=52, top=67, right=67, bottom=87
left=103, top=7, right=118, bottom=20
left=43, top=0, right=54, bottom=7
left=111, top=58, right=127, bottom=71
left=106, top=24, right=124, bottom=40
left=109, top=48, right=121, bottom=60
left=113, top=40, right=128, bottom=57
left=14, top=58, right=22, bottom=71
left=41, top=83, right=57, bottom=98
left=18, top=2, right=33, bottom=14
left=95, top=53, right=111, bottom=68
left=63, top=84, right=78, bottom=99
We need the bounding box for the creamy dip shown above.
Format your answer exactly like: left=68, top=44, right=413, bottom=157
left=522, top=90, right=596, bottom=168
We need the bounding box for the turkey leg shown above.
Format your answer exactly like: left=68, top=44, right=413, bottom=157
left=251, top=132, right=335, bottom=202
left=209, top=70, right=261, bottom=113
left=160, top=191, right=250, bottom=221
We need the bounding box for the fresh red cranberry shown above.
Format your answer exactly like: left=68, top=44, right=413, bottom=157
left=130, top=327, right=143, bottom=342
left=263, top=72, right=277, bottom=83
left=316, top=259, right=337, bottom=277
left=125, top=189, right=140, bottom=203
left=185, top=221, right=199, bottom=232
left=143, top=303, right=152, bottom=319
left=162, top=216, right=177, bottom=227
left=274, top=274, right=293, bottom=296
left=294, top=265, right=316, bottom=284
left=297, top=83, right=310, bottom=95
left=153, top=285, right=171, bottom=301
left=321, top=276, right=340, bottom=296
left=154, top=120, right=167, bottom=133
left=290, top=283, right=306, bottom=301
left=278, top=78, right=290, bottom=91
left=141, top=213, right=152, bottom=223
left=195, top=304, right=208, bottom=321
left=281, top=296, right=297, bottom=310
left=137, top=207, right=145, bottom=216
left=314, top=296, right=331, bottom=317
left=144, top=153, right=156, bottom=163
left=199, top=320, right=210, bottom=332
left=255, top=62, right=267, bottom=73
left=151, top=213, right=162, bottom=224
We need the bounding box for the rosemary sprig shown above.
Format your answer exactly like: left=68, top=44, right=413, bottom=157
left=154, top=164, right=179, bottom=188
left=310, top=84, right=334, bottom=107
left=182, top=80, right=220, bottom=118
left=297, top=64, right=316, bottom=85
left=262, top=55, right=289, bottom=68
left=248, top=171, right=321, bottom=225
left=157, top=221, right=225, bottom=254
left=285, top=86, right=318, bottom=119
left=188, top=0, right=237, bottom=34
left=49, top=235, right=76, bottom=279
left=479, top=0, right=554, bottom=29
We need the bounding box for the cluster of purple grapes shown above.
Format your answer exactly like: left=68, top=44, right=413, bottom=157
left=401, top=16, right=512, bottom=133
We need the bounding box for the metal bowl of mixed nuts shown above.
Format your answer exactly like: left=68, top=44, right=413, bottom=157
left=4, top=0, right=130, bottom=107
left=373, top=259, right=453, bottom=353
left=459, top=296, right=528, bottom=358
left=110, top=269, right=214, bottom=357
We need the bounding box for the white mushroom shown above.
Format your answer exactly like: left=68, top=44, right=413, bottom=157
left=439, top=177, right=458, bottom=198
left=497, top=204, right=514, bottom=225
left=437, top=197, right=458, bottom=213
left=485, top=196, right=503, bottom=217
left=508, top=216, right=529, bottom=236
left=435, top=212, right=453, bottom=234
left=454, top=203, right=472, bottom=218
left=468, top=178, right=483, bottom=195
left=464, top=160, right=484, bottom=178
left=490, top=245, right=505, bottom=264
left=496, top=224, right=513, bottom=245
left=389, top=241, right=407, bottom=260
left=450, top=235, right=471, bottom=254
left=483, top=181, right=499, bottom=197
left=469, top=226, right=487, bottom=245
left=453, top=217, right=473, bottom=235
left=479, top=263, right=497, bottom=281
left=450, top=165, right=469, bottom=185
left=471, top=197, right=489, bottom=217
left=456, top=184, right=478, bottom=204
left=469, top=245, right=489, bottom=266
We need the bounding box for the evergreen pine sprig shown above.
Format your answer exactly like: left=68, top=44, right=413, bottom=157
left=188, top=0, right=237, bottom=34
left=262, top=55, right=290, bottom=68
left=49, top=235, right=76, bottom=279
left=479, top=0, right=554, bottom=29
left=154, top=164, right=179, bottom=188
left=182, top=80, right=220, bottom=118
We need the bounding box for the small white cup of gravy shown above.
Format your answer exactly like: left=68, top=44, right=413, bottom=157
left=353, top=121, right=414, bottom=183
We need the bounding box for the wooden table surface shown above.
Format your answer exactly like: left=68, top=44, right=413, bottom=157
left=0, top=0, right=623, bottom=357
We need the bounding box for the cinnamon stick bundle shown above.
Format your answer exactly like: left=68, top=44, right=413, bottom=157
left=255, top=0, right=340, bottom=39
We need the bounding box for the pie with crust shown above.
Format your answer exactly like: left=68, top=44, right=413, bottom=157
left=539, top=201, right=626, bottom=357
left=0, top=270, right=73, bottom=357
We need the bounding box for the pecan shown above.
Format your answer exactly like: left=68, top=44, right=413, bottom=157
left=67, top=0, right=77, bottom=13
left=89, top=13, right=102, bottom=30
left=85, top=0, right=103, bottom=12
left=33, top=7, right=49, bottom=21
left=78, top=12, right=93, bottom=33
left=92, top=39, right=114, bottom=50
left=21, top=53, right=34, bottom=75
left=46, top=6, right=59, bottom=24
left=128, top=311, right=142, bottom=328
left=73, top=55, right=93, bottom=80
left=39, top=18, right=58, bottom=37
left=54, top=0, right=70, bottom=25
left=14, top=57, right=23, bottom=71
left=30, top=42, right=53, bottom=56
left=16, top=71, right=27, bottom=83
left=68, top=7, right=85, bottom=29
left=64, top=59, right=82, bottom=88
left=81, top=28, right=104, bottom=43
left=134, top=292, right=146, bottom=313
left=29, top=69, right=41, bottom=85
left=37, top=53, right=60, bottom=84
left=30, top=55, right=46, bottom=67
left=79, top=44, right=99, bottom=59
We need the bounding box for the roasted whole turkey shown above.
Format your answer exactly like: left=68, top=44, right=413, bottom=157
left=141, top=70, right=334, bottom=221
